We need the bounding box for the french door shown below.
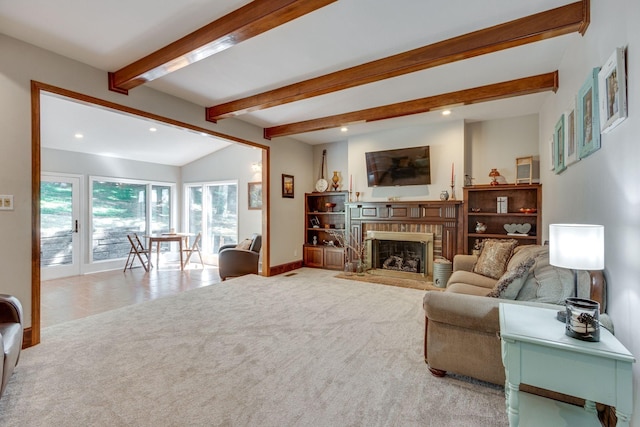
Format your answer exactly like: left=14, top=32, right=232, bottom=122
left=40, top=174, right=81, bottom=280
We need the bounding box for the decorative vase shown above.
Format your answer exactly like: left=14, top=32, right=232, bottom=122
left=344, top=261, right=354, bottom=276
left=440, top=190, right=449, bottom=201
left=356, top=260, right=366, bottom=276
left=331, top=171, right=340, bottom=191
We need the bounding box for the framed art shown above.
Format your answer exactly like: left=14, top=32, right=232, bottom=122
left=248, top=182, right=262, bottom=210
left=549, top=136, right=555, bottom=171
left=577, top=67, right=601, bottom=159
left=282, top=174, right=294, bottom=198
left=598, top=47, right=627, bottom=133
left=563, top=102, right=579, bottom=167
left=554, top=115, right=566, bottom=174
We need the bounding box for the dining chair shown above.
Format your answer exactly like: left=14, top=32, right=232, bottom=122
left=182, top=232, right=203, bottom=268
left=124, top=233, right=152, bottom=272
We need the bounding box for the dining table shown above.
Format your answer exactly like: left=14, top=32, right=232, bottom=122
left=145, top=233, right=193, bottom=270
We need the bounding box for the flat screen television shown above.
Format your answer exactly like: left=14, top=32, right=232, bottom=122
left=365, top=146, right=431, bottom=187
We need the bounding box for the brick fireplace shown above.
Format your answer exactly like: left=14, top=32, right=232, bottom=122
left=346, top=200, right=463, bottom=278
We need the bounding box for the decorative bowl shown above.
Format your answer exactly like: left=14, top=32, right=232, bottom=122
left=325, top=202, right=337, bottom=211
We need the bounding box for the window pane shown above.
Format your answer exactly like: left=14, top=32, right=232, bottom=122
left=41, top=181, right=73, bottom=267
left=92, top=181, right=146, bottom=261
left=151, top=185, right=171, bottom=234
left=208, top=183, right=237, bottom=252
left=187, top=186, right=203, bottom=236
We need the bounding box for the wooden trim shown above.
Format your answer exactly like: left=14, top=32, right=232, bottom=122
left=265, top=72, right=558, bottom=139
left=207, top=1, right=588, bottom=120
left=109, top=0, right=337, bottom=93
left=267, top=261, right=303, bottom=277
left=30, top=80, right=270, bottom=347
left=30, top=81, right=41, bottom=347
left=22, top=327, right=33, bottom=349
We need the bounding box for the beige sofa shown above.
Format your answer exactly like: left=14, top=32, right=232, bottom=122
left=423, top=244, right=607, bottom=386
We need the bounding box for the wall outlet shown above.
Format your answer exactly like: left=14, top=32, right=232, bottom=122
left=0, top=195, right=14, bottom=211
left=294, top=249, right=298, bottom=257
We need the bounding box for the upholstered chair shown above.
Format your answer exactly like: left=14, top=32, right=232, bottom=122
left=0, top=294, right=23, bottom=398
left=218, top=234, right=262, bottom=280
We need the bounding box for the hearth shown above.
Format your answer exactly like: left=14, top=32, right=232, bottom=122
left=365, top=231, right=434, bottom=281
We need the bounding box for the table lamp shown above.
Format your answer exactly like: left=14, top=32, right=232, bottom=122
left=549, top=224, right=604, bottom=341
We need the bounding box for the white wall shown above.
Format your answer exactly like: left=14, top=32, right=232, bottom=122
left=0, top=33, right=310, bottom=327
left=269, top=137, right=313, bottom=265
left=538, top=1, right=640, bottom=423
left=465, top=114, right=539, bottom=185
left=348, top=121, right=465, bottom=201
left=182, top=144, right=263, bottom=240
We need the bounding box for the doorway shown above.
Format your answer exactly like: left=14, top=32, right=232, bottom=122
left=31, top=81, right=270, bottom=346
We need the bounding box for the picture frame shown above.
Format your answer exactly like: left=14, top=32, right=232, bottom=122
left=247, top=182, right=262, bottom=210
left=554, top=115, right=566, bottom=174
left=563, top=101, right=579, bottom=167
left=577, top=67, right=601, bottom=159
left=598, top=47, right=627, bottom=133
left=282, top=174, right=294, bottom=198
left=549, top=136, right=555, bottom=171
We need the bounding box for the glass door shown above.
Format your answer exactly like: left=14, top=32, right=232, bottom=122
left=41, top=174, right=81, bottom=280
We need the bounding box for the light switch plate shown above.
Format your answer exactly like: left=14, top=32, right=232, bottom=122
left=0, top=195, right=14, bottom=210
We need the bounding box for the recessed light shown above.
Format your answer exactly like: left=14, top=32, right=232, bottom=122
left=442, top=110, right=452, bottom=116
left=149, top=127, right=157, bottom=132
left=340, top=126, right=348, bottom=132
left=74, top=133, right=84, bottom=139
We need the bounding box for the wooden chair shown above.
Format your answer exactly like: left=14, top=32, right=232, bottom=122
left=124, top=233, right=152, bottom=272
left=182, top=232, right=203, bottom=268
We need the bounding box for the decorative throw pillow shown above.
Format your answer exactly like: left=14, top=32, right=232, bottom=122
left=236, top=239, right=252, bottom=250
left=487, top=258, right=535, bottom=299
left=473, top=239, right=519, bottom=279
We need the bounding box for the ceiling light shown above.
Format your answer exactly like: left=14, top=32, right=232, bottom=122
left=74, top=133, right=84, bottom=139
left=442, top=110, right=452, bottom=116
left=340, top=127, right=348, bottom=132
left=149, top=127, right=157, bottom=132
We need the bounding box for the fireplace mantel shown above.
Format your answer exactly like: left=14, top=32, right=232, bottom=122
left=346, top=200, right=463, bottom=262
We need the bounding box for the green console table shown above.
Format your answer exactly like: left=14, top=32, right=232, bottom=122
left=499, top=303, right=635, bottom=426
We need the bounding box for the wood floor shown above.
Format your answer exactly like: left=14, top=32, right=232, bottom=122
left=41, top=263, right=222, bottom=328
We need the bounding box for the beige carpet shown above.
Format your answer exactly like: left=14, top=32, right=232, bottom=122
left=0, top=268, right=507, bottom=426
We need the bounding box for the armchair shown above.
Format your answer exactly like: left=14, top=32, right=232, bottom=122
left=218, top=234, right=262, bottom=281
left=0, top=294, right=23, bottom=398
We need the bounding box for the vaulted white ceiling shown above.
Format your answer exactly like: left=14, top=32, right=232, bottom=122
left=0, top=0, right=579, bottom=161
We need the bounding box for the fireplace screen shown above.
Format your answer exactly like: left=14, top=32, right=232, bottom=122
left=376, top=240, right=424, bottom=273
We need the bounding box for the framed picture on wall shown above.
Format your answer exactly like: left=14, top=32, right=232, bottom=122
left=549, top=136, right=555, bottom=171
left=248, top=182, right=262, bottom=210
left=598, top=47, right=627, bottom=133
left=554, top=115, right=566, bottom=174
left=577, top=67, right=601, bottom=159
left=563, top=101, right=579, bottom=167
left=282, top=174, right=294, bottom=198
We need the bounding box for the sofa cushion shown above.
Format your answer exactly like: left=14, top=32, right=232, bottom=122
left=486, top=258, right=535, bottom=299
left=507, top=245, right=548, bottom=271
left=473, top=239, right=518, bottom=279
left=447, top=270, right=498, bottom=290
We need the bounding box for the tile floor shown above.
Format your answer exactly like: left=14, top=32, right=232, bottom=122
left=41, top=263, right=222, bottom=328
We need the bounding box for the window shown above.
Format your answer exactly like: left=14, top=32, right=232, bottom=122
left=186, top=182, right=237, bottom=256
left=91, top=177, right=174, bottom=262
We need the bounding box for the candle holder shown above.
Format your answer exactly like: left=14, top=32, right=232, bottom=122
left=355, top=192, right=361, bottom=202
left=349, top=191, right=353, bottom=202
left=450, top=184, right=456, bottom=200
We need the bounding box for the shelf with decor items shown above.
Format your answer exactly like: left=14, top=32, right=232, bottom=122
left=303, top=191, right=348, bottom=270
left=463, top=184, right=541, bottom=254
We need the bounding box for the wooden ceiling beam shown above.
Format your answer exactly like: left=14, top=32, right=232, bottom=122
left=208, top=0, right=587, bottom=121
left=108, top=0, right=337, bottom=94
left=263, top=72, right=559, bottom=139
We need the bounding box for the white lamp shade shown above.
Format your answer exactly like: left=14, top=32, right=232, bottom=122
left=549, top=224, right=604, bottom=270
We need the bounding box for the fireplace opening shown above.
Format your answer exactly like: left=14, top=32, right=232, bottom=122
left=365, top=231, right=434, bottom=280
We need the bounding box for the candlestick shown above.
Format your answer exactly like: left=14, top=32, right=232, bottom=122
left=451, top=163, right=454, bottom=185
left=349, top=174, right=352, bottom=193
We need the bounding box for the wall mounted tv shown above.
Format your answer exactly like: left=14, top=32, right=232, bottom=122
left=365, top=146, right=431, bottom=187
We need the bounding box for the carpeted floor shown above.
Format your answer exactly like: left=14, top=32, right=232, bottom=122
left=0, top=268, right=507, bottom=426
